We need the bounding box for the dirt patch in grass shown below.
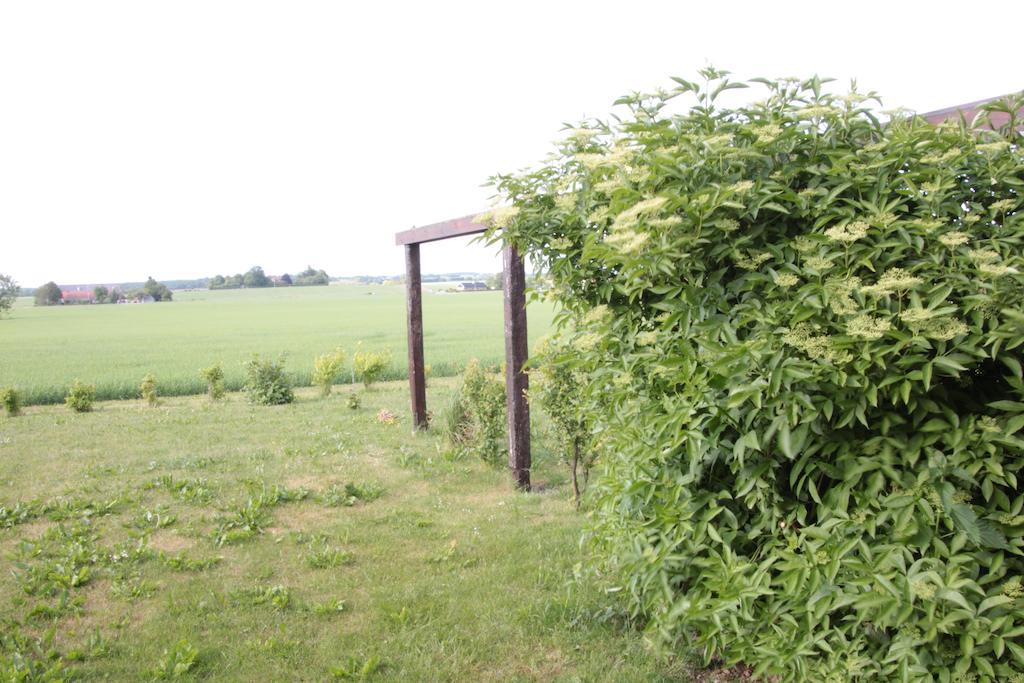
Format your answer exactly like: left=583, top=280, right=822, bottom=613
left=266, top=503, right=339, bottom=535
left=149, top=531, right=194, bottom=553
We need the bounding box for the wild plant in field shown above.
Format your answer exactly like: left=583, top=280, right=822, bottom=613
left=199, top=362, right=225, bottom=400
left=64, top=380, right=95, bottom=413
left=331, top=655, right=381, bottom=680
left=305, top=541, right=354, bottom=569
left=313, top=347, right=346, bottom=397
left=375, top=408, right=397, bottom=425
left=1, top=387, right=21, bottom=416
left=151, top=640, right=199, bottom=679
left=159, top=552, right=222, bottom=572
left=346, top=392, right=361, bottom=409
left=231, top=584, right=291, bottom=610
left=0, top=627, right=67, bottom=680
left=310, top=598, right=347, bottom=616
left=139, top=374, right=158, bottom=407
left=352, top=344, right=392, bottom=388
left=454, top=359, right=506, bottom=465
left=319, top=482, right=384, bottom=507
left=243, top=354, right=294, bottom=405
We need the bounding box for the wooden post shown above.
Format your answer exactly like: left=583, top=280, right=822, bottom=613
left=503, top=245, right=531, bottom=490
left=405, top=243, right=428, bottom=430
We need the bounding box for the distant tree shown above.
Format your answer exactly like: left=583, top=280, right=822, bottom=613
left=295, top=265, right=329, bottom=286
left=93, top=285, right=109, bottom=304
left=225, top=274, right=244, bottom=288
left=243, top=266, right=271, bottom=288
left=35, top=281, right=62, bottom=306
left=280, top=273, right=293, bottom=286
left=209, top=275, right=226, bottom=289
left=108, top=288, right=123, bottom=303
left=143, top=277, right=173, bottom=302
left=0, top=274, right=17, bottom=317
left=486, top=272, right=503, bottom=291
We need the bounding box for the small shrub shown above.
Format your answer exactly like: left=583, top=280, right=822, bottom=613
left=139, top=374, right=158, bottom=407
left=531, top=336, right=595, bottom=508
left=200, top=363, right=225, bottom=400
left=313, top=347, right=346, bottom=397
left=459, top=359, right=506, bottom=465
left=346, top=393, right=361, bottom=410
left=1, top=387, right=20, bottom=417
left=352, top=345, right=392, bottom=388
left=243, top=354, right=294, bottom=405
left=65, top=380, right=96, bottom=413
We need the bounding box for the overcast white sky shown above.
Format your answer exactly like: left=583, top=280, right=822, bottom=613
left=1, top=1, right=1018, bottom=286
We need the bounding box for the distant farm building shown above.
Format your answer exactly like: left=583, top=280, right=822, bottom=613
left=457, top=282, right=488, bottom=292
left=60, top=290, right=93, bottom=303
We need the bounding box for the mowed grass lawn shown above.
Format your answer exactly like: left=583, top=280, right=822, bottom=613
left=0, top=380, right=688, bottom=681
left=1, top=285, right=556, bottom=405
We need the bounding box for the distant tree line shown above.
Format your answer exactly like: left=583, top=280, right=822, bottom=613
left=209, top=265, right=329, bottom=289
left=33, top=277, right=173, bottom=306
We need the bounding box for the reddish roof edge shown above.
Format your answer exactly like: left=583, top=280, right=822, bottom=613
left=919, top=93, right=1022, bottom=126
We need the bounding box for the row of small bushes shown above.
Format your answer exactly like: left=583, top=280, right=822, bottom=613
left=486, top=70, right=1024, bottom=681
left=1, top=346, right=396, bottom=413
left=2, top=357, right=493, bottom=408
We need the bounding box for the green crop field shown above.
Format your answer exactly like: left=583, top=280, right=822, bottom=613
left=1, top=285, right=556, bottom=405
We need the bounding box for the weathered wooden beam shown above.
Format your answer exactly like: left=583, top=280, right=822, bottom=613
left=405, top=243, right=428, bottom=430
left=395, top=214, right=487, bottom=246
left=503, top=244, right=531, bottom=490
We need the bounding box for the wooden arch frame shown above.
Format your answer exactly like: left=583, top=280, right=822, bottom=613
left=395, top=216, right=532, bottom=490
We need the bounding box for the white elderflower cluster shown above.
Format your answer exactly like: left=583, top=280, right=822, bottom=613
left=860, top=268, right=923, bottom=296
left=647, top=216, right=683, bottom=230
left=847, top=315, right=891, bottom=340
left=990, top=198, right=1018, bottom=214
left=594, top=179, right=624, bottom=194
left=805, top=256, right=835, bottom=271
left=871, top=212, right=898, bottom=227
left=920, top=148, right=962, bottom=165
left=825, top=276, right=861, bottom=315
left=900, top=306, right=969, bottom=340
left=612, top=196, right=669, bottom=232
left=797, top=105, right=835, bottom=119
left=783, top=323, right=850, bottom=364
left=475, top=205, right=520, bottom=229
left=604, top=229, right=650, bottom=254
left=574, top=332, right=603, bottom=352
left=703, top=133, right=733, bottom=148
left=774, top=273, right=799, bottom=288
left=938, top=231, right=969, bottom=248
left=573, top=153, right=608, bottom=170
left=583, top=304, right=612, bottom=324
left=977, top=141, right=1010, bottom=155
left=754, top=124, right=782, bottom=143
left=635, top=331, right=658, bottom=346
left=825, top=220, right=869, bottom=243
left=715, top=218, right=740, bottom=233
left=730, top=180, right=755, bottom=195
left=735, top=251, right=772, bottom=270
